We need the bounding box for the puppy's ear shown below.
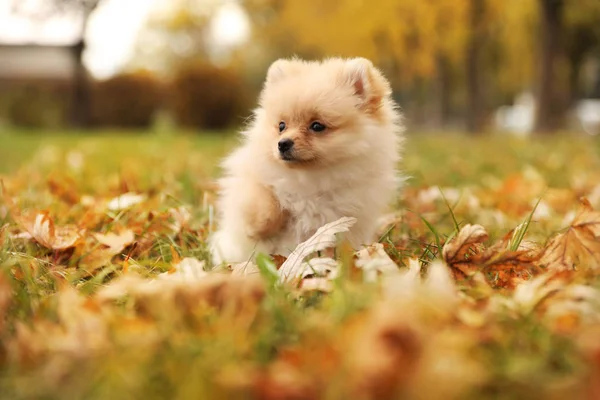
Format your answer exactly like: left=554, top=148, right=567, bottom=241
left=344, top=58, right=388, bottom=109
left=266, top=58, right=297, bottom=85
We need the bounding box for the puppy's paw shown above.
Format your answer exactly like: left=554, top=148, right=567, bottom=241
left=243, top=184, right=289, bottom=240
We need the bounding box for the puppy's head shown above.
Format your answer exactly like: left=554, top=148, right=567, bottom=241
left=255, top=57, right=393, bottom=167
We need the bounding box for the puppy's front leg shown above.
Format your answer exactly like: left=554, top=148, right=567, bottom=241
left=241, top=182, right=289, bottom=240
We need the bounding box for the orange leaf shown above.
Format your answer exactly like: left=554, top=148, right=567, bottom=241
left=443, top=224, right=541, bottom=288
left=92, top=229, right=135, bottom=254
left=539, top=198, right=600, bottom=271
left=14, top=211, right=82, bottom=250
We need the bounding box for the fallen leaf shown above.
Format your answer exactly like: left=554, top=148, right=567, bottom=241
left=300, top=257, right=338, bottom=279
left=231, top=261, right=260, bottom=276
left=442, top=224, right=489, bottom=277
left=443, top=224, right=541, bottom=289
left=299, top=278, right=333, bottom=293
left=0, top=223, right=8, bottom=248
left=47, top=176, right=79, bottom=205
left=443, top=224, right=488, bottom=262
left=356, top=243, right=400, bottom=282
left=14, top=211, right=82, bottom=250
left=106, top=193, right=146, bottom=211
left=92, top=229, right=135, bottom=254
left=159, top=257, right=208, bottom=281
left=76, top=229, right=135, bottom=273
left=539, top=198, right=600, bottom=271
left=279, top=217, right=356, bottom=282
left=0, top=272, right=11, bottom=331
left=269, top=254, right=287, bottom=269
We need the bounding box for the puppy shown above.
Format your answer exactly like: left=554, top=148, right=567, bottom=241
left=210, top=57, right=403, bottom=264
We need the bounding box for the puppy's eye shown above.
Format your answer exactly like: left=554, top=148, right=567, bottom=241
left=309, top=121, right=326, bottom=132
left=278, top=121, right=286, bottom=132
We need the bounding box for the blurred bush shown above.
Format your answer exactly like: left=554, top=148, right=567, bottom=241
left=170, top=63, right=247, bottom=130
left=91, top=71, right=163, bottom=128
left=0, top=81, right=71, bottom=128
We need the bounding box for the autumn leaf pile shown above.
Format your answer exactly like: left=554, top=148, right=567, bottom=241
left=2, top=133, right=600, bottom=400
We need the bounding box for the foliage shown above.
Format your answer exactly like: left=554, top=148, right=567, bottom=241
left=0, top=81, right=72, bottom=128
left=170, top=63, right=248, bottom=130
left=1, top=131, right=600, bottom=398
left=241, top=0, right=600, bottom=131
left=91, top=72, right=164, bottom=128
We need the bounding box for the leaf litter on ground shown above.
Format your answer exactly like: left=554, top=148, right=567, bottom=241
left=2, top=134, right=600, bottom=399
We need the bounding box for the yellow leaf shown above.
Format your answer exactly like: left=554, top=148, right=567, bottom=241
left=442, top=224, right=489, bottom=267
left=15, top=211, right=82, bottom=250
left=539, top=198, right=600, bottom=271
left=92, top=229, right=135, bottom=254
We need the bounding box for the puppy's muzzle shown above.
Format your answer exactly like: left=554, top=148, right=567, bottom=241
left=278, top=139, right=294, bottom=159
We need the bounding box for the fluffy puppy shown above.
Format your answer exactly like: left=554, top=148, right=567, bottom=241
left=210, top=57, right=403, bottom=264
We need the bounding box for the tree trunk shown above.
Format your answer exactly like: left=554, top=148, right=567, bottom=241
left=70, top=38, right=91, bottom=128
left=435, top=55, right=451, bottom=129
left=466, top=0, right=485, bottom=134
left=534, top=0, right=566, bottom=133
left=69, top=3, right=100, bottom=128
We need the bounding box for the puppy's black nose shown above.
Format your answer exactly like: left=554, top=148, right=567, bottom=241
left=278, top=139, right=294, bottom=153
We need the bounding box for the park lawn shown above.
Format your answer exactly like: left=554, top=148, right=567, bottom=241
left=1, top=129, right=600, bottom=399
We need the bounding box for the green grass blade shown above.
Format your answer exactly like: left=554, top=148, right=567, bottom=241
left=508, top=196, right=542, bottom=252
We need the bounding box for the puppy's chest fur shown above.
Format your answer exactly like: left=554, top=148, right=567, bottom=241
left=268, top=173, right=372, bottom=245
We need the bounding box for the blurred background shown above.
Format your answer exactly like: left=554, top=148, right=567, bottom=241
left=0, top=0, right=599, bottom=135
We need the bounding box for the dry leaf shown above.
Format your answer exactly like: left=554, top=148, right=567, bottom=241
left=299, top=278, right=333, bottom=293
left=231, top=261, right=260, bottom=276
left=443, top=224, right=489, bottom=262
left=279, top=217, right=356, bottom=282
left=78, top=229, right=135, bottom=273
left=106, top=193, right=146, bottom=211
left=0, top=273, right=11, bottom=331
left=0, top=223, right=8, bottom=248
left=300, top=257, right=338, bottom=279
left=344, top=304, right=422, bottom=399
left=47, top=176, right=79, bottom=205
left=442, top=224, right=489, bottom=277
left=356, top=243, right=400, bottom=282
left=14, top=211, right=82, bottom=250
left=159, top=257, right=208, bottom=281
left=92, top=229, right=135, bottom=254
left=443, top=224, right=541, bottom=289
left=539, top=198, right=600, bottom=271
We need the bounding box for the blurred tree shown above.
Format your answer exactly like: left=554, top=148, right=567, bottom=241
left=242, top=0, right=600, bottom=133
left=466, top=0, right=486, bottom=133
left=242, top=0, right=471, bottom=128
left=564, top=0, right=600, bottom=101
left=91, top=71, right=163, bottom=128
left=12, top=0, right=102, bottom=128
left=532, top=0, right=600, bottom=133
left=535, top=0, right=566, bottom=133
left=130, top=0, right=215, bottom=76
left=170, top=63, right=248, bottom=130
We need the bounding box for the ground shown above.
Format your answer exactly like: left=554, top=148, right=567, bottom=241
left=1, top=129, right=600, bottom=399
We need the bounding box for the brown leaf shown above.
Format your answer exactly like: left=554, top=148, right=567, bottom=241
left=443, top=224, right=541, bottom=289
left=14, top=211, right=82, bottom=250
left=539, top=198, right=600, bottom=271
left=344, top=304, right=422, bottom=399
left=442, top=224, right=489, bottom=277
left=92, top=229, right=135, bottom=254
left=78, top=229, right=135, bottom=273
left=443, top=224, right=489, bottom=262
left=78, top=248, right=117, bottom=274
left=0, top=272, right=12, bottom=332
left=269, top=254, right=287, bottom=269
left=47, top=176, right=79, bottom=205
left=0, top=223, right=8, bottom=248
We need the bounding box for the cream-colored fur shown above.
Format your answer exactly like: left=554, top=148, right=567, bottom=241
left=210, top=57, right=403, bottom=264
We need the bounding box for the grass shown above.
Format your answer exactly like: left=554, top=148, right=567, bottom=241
left=1, top=128, right=600, bottom=399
